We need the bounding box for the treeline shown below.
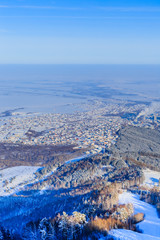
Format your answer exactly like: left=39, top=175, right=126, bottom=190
left=0, top=142, right=85, bottom=168
left=0, top=203, right=141, bottom=240
left=140, top=187, right=160, bottom=217
left=28, top=152, right=143, bottom=195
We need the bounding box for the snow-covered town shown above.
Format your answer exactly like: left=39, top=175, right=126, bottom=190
left=0, top=101, right=159, bottom=156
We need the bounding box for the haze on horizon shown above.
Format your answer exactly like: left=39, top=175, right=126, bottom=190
left=0, top=0, right=160, bottom=64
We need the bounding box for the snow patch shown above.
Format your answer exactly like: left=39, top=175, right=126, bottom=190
left=142, top=169, right=160, bottom=187
left=65, top=155, right=88, bottom=164
left=0, top=166, right=40, bottom=196
left=109, top=229, right=160, bottom=240
left=109, top=191, right=160, bottom=239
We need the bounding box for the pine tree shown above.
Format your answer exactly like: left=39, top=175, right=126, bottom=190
left=0, top=228, right=12, bottom=240
left=22, top=223, right=38, bottom=240
left=0, top=229, right=3, bottom=240
left=58, top=212, right=68, bottom=240
left=39, top=218, right=54, bottom=240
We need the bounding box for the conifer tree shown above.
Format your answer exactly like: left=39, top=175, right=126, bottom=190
left=39, top=218, right=54, bottom=240
left=0, top=230, right=3, bottom=240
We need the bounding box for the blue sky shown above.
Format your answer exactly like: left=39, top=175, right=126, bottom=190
left=0, top=0, right=160, bottom=64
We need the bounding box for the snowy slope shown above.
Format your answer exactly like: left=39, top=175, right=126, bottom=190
left=143, top=169, right=160, bottom=187
left=0, top=155, right=90, bottom=196
left=108, top=191, right=160, bottom=240
left=0, top=166, right=40, bottom=196
left=108, top=229, right=160, bottom=240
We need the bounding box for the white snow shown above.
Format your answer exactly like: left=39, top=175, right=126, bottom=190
left=142, top=169, right=160, bottom=187
left=109, top=229, right=160, bottom=240
left=0, top=166, right=40, bottom=196
left=0, top=154, right=90, bottom=196
left=109, top=191, right=160, bottom=240
left=65, top=155, right=88, bottom=164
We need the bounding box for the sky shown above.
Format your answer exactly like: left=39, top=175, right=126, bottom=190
left=0, top=0, right=160, bottom=64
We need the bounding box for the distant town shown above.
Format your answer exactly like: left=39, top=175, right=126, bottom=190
left=0, top=100, right=159, bottom=155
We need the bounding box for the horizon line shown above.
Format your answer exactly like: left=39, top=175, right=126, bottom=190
left=0, top=5, right=83, bottom=10
left=0, top=5, right=160, bottom=12
left=0, top=63, right=160, bottom=65
left=1, top=16, right=160, bottom=20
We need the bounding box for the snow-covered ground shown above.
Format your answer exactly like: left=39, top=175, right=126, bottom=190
left=0, top=155, right=91, bottom=196
left=0, top=154, right=87, bottom=196
left=143, top=169, right=160, bottom=187
left=108, top=191, right=160, bottom=240
left=0, top=166, right=40, bottom=196
left=108, top=229, right=160, bottom=240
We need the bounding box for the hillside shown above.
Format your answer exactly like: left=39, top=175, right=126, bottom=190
left=0, top=125, right=160, bottom=239
left=110, top=126, right=160, bottom=170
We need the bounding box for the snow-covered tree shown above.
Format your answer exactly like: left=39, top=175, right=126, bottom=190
left=58, top=212, right=68, bottom=239
left=39, top=218, right=54, bottom=240
left=0, top=230, right=3, bottom=240
left=22, top=223, right=38, bottom=240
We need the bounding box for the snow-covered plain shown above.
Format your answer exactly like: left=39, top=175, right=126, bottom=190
left=0, top=154, right=86, bottom=196
left=143, top=169, right=160, bottom=187
left=0, top=155, right=89, bottom=196
left=0, top=166, right=40, bottom=196
left=108, top=191, right=160, bottom=240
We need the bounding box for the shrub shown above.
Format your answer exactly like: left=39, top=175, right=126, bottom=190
left=132, top=213, right=144, bottom=224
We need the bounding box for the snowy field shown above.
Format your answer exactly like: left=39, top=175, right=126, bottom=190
left=108, top=191, right=160, bottom=240
left=143, top=169, right=160, bottom=187
left=0, top=166, right=40, bottom=196
left=108, top=229, right=160, bottom=240
left=0, top=155, right=90, bottom=196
